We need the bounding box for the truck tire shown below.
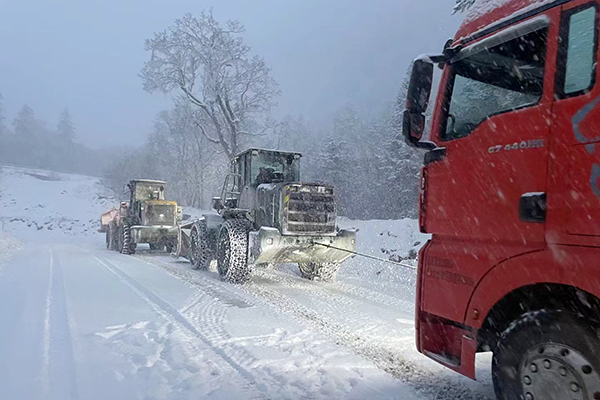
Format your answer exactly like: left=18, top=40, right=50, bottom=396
left=121, top=221, right=135, bottom=255
left=298, top=262, right=340, bottom=282
left=492, top=311, right=600, bottom=400
left=190, top=220, right=212, bottom=270
left=117, top=225, right=124, bottom=253
left=216, top=219, right=253, bottom=284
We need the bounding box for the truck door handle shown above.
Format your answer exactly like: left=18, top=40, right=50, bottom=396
left=519, top=192, right=546, bottom=223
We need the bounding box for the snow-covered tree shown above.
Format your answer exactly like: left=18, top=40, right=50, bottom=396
left=57, top=109, right=76, bottom=143
left=141, top=10, right=279, bottom=160
left=13, top=105, right=38, bottom=140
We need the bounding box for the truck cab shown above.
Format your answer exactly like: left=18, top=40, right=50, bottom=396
left=404, top=1, right=600, bottom=398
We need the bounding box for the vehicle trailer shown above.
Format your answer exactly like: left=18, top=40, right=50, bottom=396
left=174, top=148, right=356, bottom=284
left=101, top=179, right=180, bottom=254
left=403, top=1, right=600, bottom=398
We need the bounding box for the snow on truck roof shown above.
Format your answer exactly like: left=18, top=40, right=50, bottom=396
left=234, top=148, right=303, bottom=159
left=131, top=179, right=166, bottom=184
left=456, top=0, right=568, bottom=45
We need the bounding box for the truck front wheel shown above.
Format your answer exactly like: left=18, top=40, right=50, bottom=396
left=492, top=311, right=600, bottom=400
left=216, top=219, right=253, bottom=284
left=298, top=263, right=340, bottom=282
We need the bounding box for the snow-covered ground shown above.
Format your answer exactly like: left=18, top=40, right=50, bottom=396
left=0, top=166, right=497, bottom=400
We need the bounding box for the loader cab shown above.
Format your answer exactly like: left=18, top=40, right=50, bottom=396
left=128, top=179, right=166, bottom=203
left=234, top=148, right=301, bottom=188
left=216, top=149, right=302, bottom=212
left=127, top=179, right=167, bottom=222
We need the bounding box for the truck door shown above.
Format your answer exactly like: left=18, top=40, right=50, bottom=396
left=548, top=0, right=600, bottom=243
left=420, top=13, right=559, bottom=322
left=425, top=13, right=558, bottom=243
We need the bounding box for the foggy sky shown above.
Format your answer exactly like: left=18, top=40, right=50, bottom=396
left=0, top=0, right=461, bottom=148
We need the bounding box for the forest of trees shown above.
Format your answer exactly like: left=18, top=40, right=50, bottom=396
left=103, top=10, right=422, bottom=220
left=0, top=95, right=110, bottom=176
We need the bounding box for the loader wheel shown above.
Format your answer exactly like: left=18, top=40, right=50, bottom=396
left=165, top=242, right=174, bottom=254
left=121, top=221, right=135, bottom=255
left=216, top=219, right=253, bottom=284
left=492, top=311, right=600, bottom=400
left=149, top=243, right=163, bottom=251
left=190, top=220, right=212, bottom=270
left=298, top=262, right=340, bottom=282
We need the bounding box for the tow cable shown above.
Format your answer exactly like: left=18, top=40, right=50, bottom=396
left=312, top=241, right=417, bottom=270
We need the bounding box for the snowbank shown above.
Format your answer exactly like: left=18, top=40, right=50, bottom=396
left=0, top=165, right=116, bottom=241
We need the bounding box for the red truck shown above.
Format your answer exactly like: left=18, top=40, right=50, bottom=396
left=403, top=0, right=600, bottom=398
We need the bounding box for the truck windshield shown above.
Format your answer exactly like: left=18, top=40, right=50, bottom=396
left=251, top=153, right=300, bottom=186
left=442, top=27, right=548, bottom=141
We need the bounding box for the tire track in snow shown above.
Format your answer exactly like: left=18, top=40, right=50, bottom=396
left=134, top=254, right=255, bottom=309
left=41, top=247, right=53, bottom=397
left=133, top=254, right=492, bottom=400
left=93, top=255, right=289, bottom=400
left=42, top=247, right=78, bottom=400
left=240, top=278, right=491, bottom=400
left=253, top=268, right=413, bottom=341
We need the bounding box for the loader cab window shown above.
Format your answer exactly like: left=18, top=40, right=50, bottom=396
left=250, top=152, right=300, bottom=187
left=442, top=25, right=548, bottom=141
left=556, top=4, right=598, bottom=97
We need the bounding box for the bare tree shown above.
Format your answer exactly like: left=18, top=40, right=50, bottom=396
left=453, top=0, right=476, bottom=14
left=141, top=10, right=279, bottom=160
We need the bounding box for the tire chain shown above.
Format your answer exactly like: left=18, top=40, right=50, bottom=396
left=217, top=219, right=254, bottom=284
left=121, top=221, right=136, bottom=255
left=190, top=220, right=213, bottom=271
left=298, top=262, right=340, bottom=282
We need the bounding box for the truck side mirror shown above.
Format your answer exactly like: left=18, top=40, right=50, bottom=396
left=212, top=197, right=224, bottom=211
left=403, top=58, right=436, bottom=150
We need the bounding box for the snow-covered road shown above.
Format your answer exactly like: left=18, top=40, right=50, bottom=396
left=0, top=166, right=498, bottom=399
left=0, top=240, right=497, bottom=400
left=0, top=241, right=416, bottom=399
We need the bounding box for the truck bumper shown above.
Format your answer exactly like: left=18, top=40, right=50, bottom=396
left=247, top=227, right=356, bottom=265
left=132, top=226, right=178, bottom=244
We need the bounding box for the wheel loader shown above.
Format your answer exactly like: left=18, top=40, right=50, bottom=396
left=173, top=148, right=356, bottom=284
left=100, top=179, right=180, bottom=254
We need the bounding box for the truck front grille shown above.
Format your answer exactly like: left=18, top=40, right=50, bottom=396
left=283, top=185, right=336, bottom=235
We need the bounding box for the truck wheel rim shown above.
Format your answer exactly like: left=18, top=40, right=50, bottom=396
left=520, top=343, right=600, bottom=400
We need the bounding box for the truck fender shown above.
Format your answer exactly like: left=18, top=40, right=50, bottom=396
left=464, top=246, right=600, bottom=328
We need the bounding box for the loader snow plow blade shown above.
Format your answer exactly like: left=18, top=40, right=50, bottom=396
left=173, top=221, right=193, bottom=258
left=99, top=208, right=118, bottom=233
